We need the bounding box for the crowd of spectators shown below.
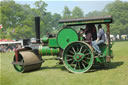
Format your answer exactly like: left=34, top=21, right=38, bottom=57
left=0, top=44, right=22, bottom=52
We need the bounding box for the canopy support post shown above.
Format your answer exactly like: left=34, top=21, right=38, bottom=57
left=106, top=23, right=111, bottom=62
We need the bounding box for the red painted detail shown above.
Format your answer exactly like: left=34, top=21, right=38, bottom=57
left=15, top=49, right=18, bottom=62
left=79, top=55, right=82, bottom=58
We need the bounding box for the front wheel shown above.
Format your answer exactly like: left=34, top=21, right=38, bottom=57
left=63, top=41, right=94, bottom=73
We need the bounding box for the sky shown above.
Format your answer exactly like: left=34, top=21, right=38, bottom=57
left=15, top=0, right=128, bottom=15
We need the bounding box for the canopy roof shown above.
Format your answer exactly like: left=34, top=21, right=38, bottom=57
left=58, top=16, right=113, bottom=26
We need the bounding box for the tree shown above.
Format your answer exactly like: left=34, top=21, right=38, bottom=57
left=34, top=0, right=47, bottom=17
left=0, top=0, right=37, bottom=39
left=86, top=11, right=108, bottom=17
left=51, top=13, right=61, bottom=34
left=104, top=0, right=128, bottom=35
left=85, top=0, right=128, bottom=35
left=72, top=6, right=84, bottom=18
left=0, top=0, right=62, bottom=39
left=63, top=6, right=71, bottom=19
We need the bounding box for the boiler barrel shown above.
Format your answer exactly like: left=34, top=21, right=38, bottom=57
left=39, top=46, right=60, bottom=55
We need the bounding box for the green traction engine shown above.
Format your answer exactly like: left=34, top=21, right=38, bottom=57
left=12, top=16, right=113, bottom=73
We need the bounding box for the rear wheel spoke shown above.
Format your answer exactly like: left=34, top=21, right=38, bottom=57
left=85, top=53, right=91, bottom=56
left=79, top=45, right=83, bottom=53
left=82, top=60, right=88, bottom=65
left=71, top=60, right=75, bottom=64
left=78, top=62, right=81, bottom=69
left=76, top=45, right=80, bottom=52
left=67, top=55, right=73, bottom=57
left=81, top=62, right=86, bottom=68
left=67, top=58, right=73, bottom=62
left=72, top=47, right=76, bottom=53
left=85, top=57, right=91, bottom=60
left=83, top=49, right=87, bottom=53
left=69, top=50, right=74, bottom=54
left=74, top=63, right=77, bottom=69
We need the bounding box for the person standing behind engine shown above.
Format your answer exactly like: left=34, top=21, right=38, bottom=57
left=84, top=24, right=97, bottom=45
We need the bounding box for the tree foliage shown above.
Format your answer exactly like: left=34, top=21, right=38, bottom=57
left=63, top=6, right=71, bottom=19
left=72, top=6, right=84, bottom=18
left=0, top=0, right=61, bottom=39
left=0, top=0, right=35, bottom=39
left=85, top=0, right=128, bottom=35
left=0, top=0, right=128, bottom=40
left=104, top=0, right=128, bottom=35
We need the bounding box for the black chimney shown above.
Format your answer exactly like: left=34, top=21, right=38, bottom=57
left=35, top=17, right=40, bottom=43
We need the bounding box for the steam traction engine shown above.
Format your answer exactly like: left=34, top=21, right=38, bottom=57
left=12, top=16, right=113, bottom=73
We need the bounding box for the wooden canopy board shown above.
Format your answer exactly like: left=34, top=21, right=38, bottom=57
left=58, top=16, right=113, bottom=26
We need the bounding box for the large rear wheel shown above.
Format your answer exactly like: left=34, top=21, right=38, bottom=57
left=63, top=41, right=94, bottom=73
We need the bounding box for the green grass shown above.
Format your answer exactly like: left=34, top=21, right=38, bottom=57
left=0, top=41, right=128, bottom=85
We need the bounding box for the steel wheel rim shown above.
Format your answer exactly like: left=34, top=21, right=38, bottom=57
left=63, top=41, right=94, bottom=73
left=14, top=64, right=24, bottom=72
left=13, top=54, right=24, bottom=72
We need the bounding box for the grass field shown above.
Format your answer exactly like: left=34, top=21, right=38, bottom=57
left=0, top=41, right=128, bottom=85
